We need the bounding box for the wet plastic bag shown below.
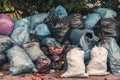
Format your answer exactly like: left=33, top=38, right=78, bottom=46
left=11, top=20, right=30, bottom=46
left=0, top=35, right=13, bottom=53
left=93, top=18, right=120, bottom=41
left=34, top=24, right=51, bottom=40
left=50, top=5, right=68, bottom=18
left=23, top=42, right=46, bottom=62
left=99, top=37, right=120, bottom=76
left=87, top=46, right=109, bottom=75
left=63, top=13, right=84, bottom=29
left=0, top=14, right=14, bottom=35
left=61, top=48, right=88, bottom=77
left=84, top=13, right=101, bottom=29
left=30, top=12, right=48, bottom=29
left=6, top=46, right=37, bottom=76
left=70, top=29, right=99, bottom=51
left=94, top=8, right=117, bottom=19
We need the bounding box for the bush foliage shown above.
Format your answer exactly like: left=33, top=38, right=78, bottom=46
left=0, top=0, right=120, bottom=18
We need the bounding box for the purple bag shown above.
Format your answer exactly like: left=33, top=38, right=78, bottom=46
left=0, top=14, right=14, bottom=35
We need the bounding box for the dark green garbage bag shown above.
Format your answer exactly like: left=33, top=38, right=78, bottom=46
left=6, top=46, right=37, bottom=76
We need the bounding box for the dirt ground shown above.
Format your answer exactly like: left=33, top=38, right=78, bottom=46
left=1, top=62, right=120, bottom=80
left=0, top=70, right=120, bottom=80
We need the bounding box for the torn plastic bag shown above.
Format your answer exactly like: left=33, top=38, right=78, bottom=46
left=23, top=42, right=46, bottom=62
left=41, top=37, right=59, bottom=47
left=84, top=13, right=101, bottom=29
left=50, top=5, right=68, bottom=18
left=34, top=24, right=51, bottom=41
left=0, top=14, right=14, bottom=35
left=99, top=37, right=120, bottom=76
left=44, top=15, right=71, bottom=43
left=36, top=57, right=51, bottom=73
left=69, top=29, right=99, bottom=51
left=30, top=12, right=48, bottom=29
left=93, top=18, right=120, bottom=41
left=94, top=8, right=117, bottom=19
left=0, top=35, right=13, bottom=53
left=87, top=46, right=109, bottom=75
left=61, top=48, right=88, bottom=77
left=63, top=13, right=84, bottom=29
left=6, top=46, right=37, bottom=76
left=11, top=20, right=30, bottom=46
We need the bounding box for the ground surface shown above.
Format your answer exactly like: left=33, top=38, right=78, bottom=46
left=0, top=70, right=120, bottom=80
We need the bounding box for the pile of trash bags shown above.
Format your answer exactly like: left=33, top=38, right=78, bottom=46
left=0, top=5, right=120, bottom=77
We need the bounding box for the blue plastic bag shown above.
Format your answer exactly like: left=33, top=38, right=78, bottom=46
left=0, top=35, right=13, bottom=53
left=30, top=13, right=48, bottom=29
left=50, top=5, right=68, bottom=18
left=11, top=20, right=30, bottom=46
left=70, top=29, right=99, bottom=51
left=35, top=24, right=51, bottom=41
left=6, top=46, right=37, bottom=75
left=84, top=13, right=101, bottom=29
left=41, top=37, right=60, bottom=47
left=94, top=8, right=117, bottom=19
left=99, top=37, right=120, bottom=75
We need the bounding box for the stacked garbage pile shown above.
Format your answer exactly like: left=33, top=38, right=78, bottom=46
left=0, top=5, right=120, bottom=78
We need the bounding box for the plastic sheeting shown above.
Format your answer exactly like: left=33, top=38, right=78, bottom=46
left=6, top=46, right=37, bottom=76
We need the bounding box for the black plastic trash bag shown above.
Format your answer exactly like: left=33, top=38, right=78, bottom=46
left=99, top=37, right=120, bottom=75
left=0, top=35, right=13, bottom=53
left=69, top=29, right=99, bottom=51
left=93, top=18, right=120, bottom=41
left=6, top=46, right=37, bottom=75
left=44, top=15, right=71, bottom=43
left=23, top=42, right=46, bottom=62
left=36, top=57, right=51, bottom=73
left=63, top=13, right=84, bottom=29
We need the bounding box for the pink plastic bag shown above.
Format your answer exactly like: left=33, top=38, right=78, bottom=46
left=0, top=14, right=14, bottom=35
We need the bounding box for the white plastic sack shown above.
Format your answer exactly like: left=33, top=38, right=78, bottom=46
left=61, top=48, right=88, bottom=78
left=87, top=46, right=109, bottom=75
left=23, top=42, right=46, bottom=62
